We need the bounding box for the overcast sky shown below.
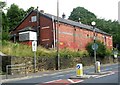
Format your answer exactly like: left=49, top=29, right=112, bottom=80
left=2, top=0, right=120, bottom=21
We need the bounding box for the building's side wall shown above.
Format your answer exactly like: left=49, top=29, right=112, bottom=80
left=58, top=23, right=93, bottom=51
left=58, top=22, right=113, bottom=50
left=11, top=12, right=37, bottom=34
left=39, top=15, right=54, bottom=48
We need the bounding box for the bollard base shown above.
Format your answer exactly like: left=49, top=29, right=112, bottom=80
left=86, top=71, right=111, bottom=75
left=69, top=75, right=91, bottom=79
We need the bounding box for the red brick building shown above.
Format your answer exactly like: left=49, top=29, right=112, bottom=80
left=11, top=10, right=113, bottom=50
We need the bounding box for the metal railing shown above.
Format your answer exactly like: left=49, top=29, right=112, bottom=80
left=6, top=63, right=27, bottom=79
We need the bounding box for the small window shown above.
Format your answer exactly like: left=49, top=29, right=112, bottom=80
left=31, top=16, right=37, bottom=22
left=87, top=34, right=90, bottom=38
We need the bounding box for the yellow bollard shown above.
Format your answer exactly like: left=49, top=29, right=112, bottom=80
left=96, top=61, right=100, bottom=73
left=76, top=64, right=83, bottom=76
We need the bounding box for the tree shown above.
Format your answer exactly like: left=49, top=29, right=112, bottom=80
left=0, top=1, right=6, bottom=9
left=2, top=12, right=8, bottom=31
left=7, top=4, right=26, bottom=31
left=2, top=11, right=10, bottom=40
left=0, top=1, right=9, bottom=40
left=69, top=7, right=96, bottom=25
left=26, top=7, right=35, bottom=13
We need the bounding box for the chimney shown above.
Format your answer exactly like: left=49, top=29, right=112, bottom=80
left=40, top=10, right=44, bottom=13
left=62, top=13, right=66, bottom=19
left=78, top=18, right=81, bottom=24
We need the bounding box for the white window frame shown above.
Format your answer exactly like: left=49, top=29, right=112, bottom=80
left=31, top=16, right=37, bottom=22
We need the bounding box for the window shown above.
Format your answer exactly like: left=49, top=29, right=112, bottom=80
left=87, top=34, right=89, bottom=38
left=74, top=28, right=76, bottom=31
left=31, top=16, right=37, bottom=22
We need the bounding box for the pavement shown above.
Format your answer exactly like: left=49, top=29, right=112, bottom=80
left=1, top=63, right=119, bottom=83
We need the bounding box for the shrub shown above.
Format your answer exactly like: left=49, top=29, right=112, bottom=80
left=86, top=40, right=111, bottom=58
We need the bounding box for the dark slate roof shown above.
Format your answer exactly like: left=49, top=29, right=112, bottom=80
left=40, top=12, right=111, bottom=36
left=18, top=26, right=37, bottom=32
left=12, top=10, right=111, bottom=36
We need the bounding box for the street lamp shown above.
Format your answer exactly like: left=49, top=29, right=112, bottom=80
left=91, top=21, right=97, bottom=73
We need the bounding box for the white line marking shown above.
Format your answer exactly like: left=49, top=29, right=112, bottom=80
left=45, top=79, right=62, bottom=83
left=74, top=80, right=84, bottom=83
left=67, top=79, right=74, bottom=83
left=42, top=74, right=48, bottom=76
left=91, top=75, right=99, bottom=77
left=52, top=75, right=64, bottom=78
left=67, top=79, right=84, bottom=83
left=95, top=72, right=115, bottom=78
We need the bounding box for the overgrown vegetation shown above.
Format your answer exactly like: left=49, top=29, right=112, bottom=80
left=59, top=49, right=89, bottom=58
left=1, top=40, right=89, bottom=58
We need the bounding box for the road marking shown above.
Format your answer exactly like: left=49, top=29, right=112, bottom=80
left=95, top=72, right=115, bottom=78
left=67, top=79, right=84, bottom=83
left=42, top=74, right=48, bottom=76
left=90, top=75, right=98, bottom=77
left=45, top=79, right=62, bottom=83
left=52, top=75, right=64, bottom=78
left=67, top=79, right=74, bottom=83
left=45, top=79, right=84, bottom=84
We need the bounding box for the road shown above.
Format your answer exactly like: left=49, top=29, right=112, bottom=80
left=2, top=63, right=119, bottom=85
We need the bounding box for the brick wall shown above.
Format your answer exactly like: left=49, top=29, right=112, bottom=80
left=39, top=16, right=53, bottom=48
left=58, top=22, right=113, bottom=50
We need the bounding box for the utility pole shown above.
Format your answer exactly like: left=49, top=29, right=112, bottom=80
left=56, top=0, right=60, bottom=70
left=0, top=5, right=2, bottom=52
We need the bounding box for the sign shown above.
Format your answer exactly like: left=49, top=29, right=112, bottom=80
left=113, top=51, right=118, bottom=55
left=76, top=64, right=83, bottom=76
left=77, top=64, right=80, bottom=69
left=92, top=43, right=98, bottom=50
left=113, top=50, right=118, bottom=58
left=32, top=41, right=37, bottom=52
left=114, top=54, right=117, bottom=58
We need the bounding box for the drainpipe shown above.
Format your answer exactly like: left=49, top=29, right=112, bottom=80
left=52, top=16, right=56, bottom=49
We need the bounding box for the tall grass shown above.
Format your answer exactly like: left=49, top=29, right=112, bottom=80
left=1, top=40, right=89, bottom=58
left=2, top=40, right=33, bottom=57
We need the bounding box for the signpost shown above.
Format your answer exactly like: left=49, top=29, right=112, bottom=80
left=92, top=43, right=98, bottom=73
left=32, top=41, right=37, bottom=73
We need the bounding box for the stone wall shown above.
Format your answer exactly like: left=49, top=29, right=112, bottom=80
left=2, top=56, right=117, bottom=74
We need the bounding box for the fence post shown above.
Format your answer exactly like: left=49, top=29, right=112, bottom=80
left=25, top=64, right=27, bottom=76
left=6, top=65, right=8, bottom=79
